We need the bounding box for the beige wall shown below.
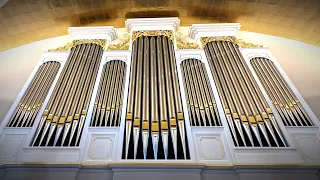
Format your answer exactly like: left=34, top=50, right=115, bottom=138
left=0, top=31, right=319, bottom=125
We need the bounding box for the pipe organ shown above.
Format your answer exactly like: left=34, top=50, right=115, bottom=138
left=180, top=59, right=221, bottom=127
left=91, top=60, right=127, bottom=127
left=250, top=57, right=313, bottom=127
left=7, top=61, right=61, bottom=127
left=32, top=43, right=104, bottom=147
left=124, top=35, right=188, bottom=160
left=203, top=40, right=286, bottom=147
left=1, top=19, right=319, bottom=170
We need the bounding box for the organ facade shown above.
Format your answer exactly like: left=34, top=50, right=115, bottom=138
left=0, top=18, right=319, bottom=180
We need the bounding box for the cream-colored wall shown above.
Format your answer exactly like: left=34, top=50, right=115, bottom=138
left=0, top=31, right=319, bottom=125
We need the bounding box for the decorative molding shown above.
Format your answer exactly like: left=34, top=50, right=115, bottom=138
left=199, top=136, right=225, bottom=159
left=88, top=137, right=113, bottom=159
left=189, top=23, right=241, bottom=41
left=200, top=36, right=262, bottom=48
left=107, top=33, right=130, bottom=51
left=48, top=39, right=107, bottom=52
left=132, top=30, right=174, bottom=42
left=68, top=26, right=117, bottom=42
left=125, top=18, right=180, bottom=31
left=176, top=32, right=200, bottom=49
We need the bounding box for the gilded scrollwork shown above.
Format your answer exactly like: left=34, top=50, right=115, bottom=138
left=132, top=30, right=174, bottom=42
left=175, top=32, right=200, bottom=49
left=48, top=39, right=107, bottom=52
left=200, top=36, right=262, bottom=48
left=107, top=33, right=130, bottom=51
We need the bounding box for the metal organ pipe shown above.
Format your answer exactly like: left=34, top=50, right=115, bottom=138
left=7, top=61, right=61, bottom=128
left=180, top=59, right=221, bottom=127
left=204, top=41, right=287, bottom=147
left=32, top=43, right=103, bottom=146
left=91, top=60, right=127, bottom=128
left=251, top=57, right=313, bottom=127
left=124, top=35, right=189, bottom=160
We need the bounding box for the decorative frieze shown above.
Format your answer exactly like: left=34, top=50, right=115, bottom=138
left=132, top=30, right=174, bottom=42
left=176, top=32, right=200, bottom=49
left=200, top=36, right=262, bottom=48
left=107, top=34, right=130, bottom=51
left=49, top=39, right=107, bottom=52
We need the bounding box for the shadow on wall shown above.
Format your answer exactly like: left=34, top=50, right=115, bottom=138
left=303, top=95, right=320, bottom=121
left=0, top=98, right=14, bottom=125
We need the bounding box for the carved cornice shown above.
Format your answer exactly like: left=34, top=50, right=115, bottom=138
left=200, top=36, right=262, bottom=48
left=132, top=30, right=174, bottom=42
left=107, top=33, right=130, bottom=51
left=48, top=39, right=107, bottom=52
left=176, top=32, right=200, bottom=49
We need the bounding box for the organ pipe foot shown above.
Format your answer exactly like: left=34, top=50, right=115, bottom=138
left=270, top=116, right=287, bottom=146
left=68, top=120, right=78, bottom=146
left=45, top=123, right=56, bottom=146
left=125, top=121, right=132, bottom=159
left=32, top=116, right=46, bottom=146
left=53, top=124, right=63, bottom=146
left=142, top=131, right=149, bottom=160
left=234, top=120, right=247, bottom=146
left=265, top=120, right=279, bottom=147
left=171, top=128, right=178, bottom=159
left=259, top=123, right=271, bottom=147
left=61, top=123, right=71, bottom=146
left=75, top=116, right=86, bottom=146
left=243, top=123, right=254, bottom=146
left=226, top=115, right=239, bottom=146
left=105, top=111, right=110, bottom=127
left=162, top=132, right=168, bottom=160
left=38, top=120, right=51, bottom=146
left=251, top=125, right=263, bottom=147
left=178, top=120, right=187, bottom=159
left=133, top=127, right=140, bottom=159
left=152, top=133, right=159, bottom=160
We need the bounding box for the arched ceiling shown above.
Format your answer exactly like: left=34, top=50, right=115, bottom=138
left=0, top=0, right=319, bottom=51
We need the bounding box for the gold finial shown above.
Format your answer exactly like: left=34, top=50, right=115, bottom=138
left=176, top=32, right=200, bottom=49
left=107, top=33, right=130, bottom=51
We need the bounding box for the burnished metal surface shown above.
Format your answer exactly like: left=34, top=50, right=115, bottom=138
left=32, top=43, right=103, bottom=147
left=181, top=59, right=220, bottom=127
left=91, top=60, right=126, bottom=127
left=124, top=35, right=189, bottom=160
left=204, top=40, right=286, bottom=147
left=1, top=0, right=320, bottom=51
left=7, top=61, right=60, bottom=127
left=251, top=57, right=313, bottom=127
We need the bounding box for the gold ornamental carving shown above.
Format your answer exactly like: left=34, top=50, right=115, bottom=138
left=49, top=39, right=107, bottom=52
left=200, top=36, right=262, bottom=48
left=176, top=32, right=200, bottom=49
left=132, top=30, right=174, bottom=42
left=107, top=33, right=130, bottom=51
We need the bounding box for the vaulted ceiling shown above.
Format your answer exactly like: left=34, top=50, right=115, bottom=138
left=0, top=0, right=319, bottom=51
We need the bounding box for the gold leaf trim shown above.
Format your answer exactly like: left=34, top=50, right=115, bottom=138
left=49, top=39, right=107, bottom=52
left=107, top=33, right=130, bottom=51
left=176, top=32, right=200, bottom=49
left=200, top=36, right=262, bottom=48
left=132, top=30, right=174, bottom=42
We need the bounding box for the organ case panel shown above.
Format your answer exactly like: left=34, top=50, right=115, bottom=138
left=32, top=43, right=103, bottom=147
left=180, top=59, right=221, bottom=127
left=123, top=35, right=190, bottom=160
left=203, top=40, right=287, bottom=147
left=250, top=57, right=313, bottom=126
left=91, top=60, right=127, bottom=127
left=7, top=61, right=61, bottom=127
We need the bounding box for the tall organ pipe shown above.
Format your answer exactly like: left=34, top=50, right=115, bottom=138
left=7, top=61, right=61, bottom=127
left=32, top=43, right=103, bottom=146
left=251, top=57, right=313, bottom=127
left=124, top=35, right=189, bottom=160
left=180, top=59, right=221, bottom=127
left=204, top=40, right=287, bottom=147
left=91, top=60, right=127, bottom=127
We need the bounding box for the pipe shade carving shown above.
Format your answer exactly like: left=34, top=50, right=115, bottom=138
left=123, top=35, right=189, bottom=160
left=32, top=43, right=103, bottom=147
left=180, top=59, right=221, bottom=126
left=91, top=60, right=127, bottom=127
left=7, top=61, right=61, bottom=127
left=204, top=40, right=286, bottom=147
left=251, top=57, right=313, bottom=126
